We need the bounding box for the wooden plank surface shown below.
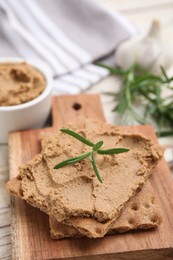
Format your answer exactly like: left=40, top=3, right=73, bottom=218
left=8, top=95, right=173, bottom=260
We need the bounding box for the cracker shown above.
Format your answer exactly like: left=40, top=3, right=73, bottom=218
left=7, top=175, right=162, bottom=239
left=7, top=117, right=162, bottom=238
left=49, top=181, right=162, bottom=239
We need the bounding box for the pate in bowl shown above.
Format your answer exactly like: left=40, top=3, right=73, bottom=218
left=0, top=58, right=53, bottom=143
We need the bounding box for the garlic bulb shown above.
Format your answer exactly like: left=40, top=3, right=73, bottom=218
left=115, top=20, right=173, bottom=74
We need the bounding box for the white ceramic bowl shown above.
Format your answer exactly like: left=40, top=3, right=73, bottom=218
left=0, top=58, right=53, bottom=143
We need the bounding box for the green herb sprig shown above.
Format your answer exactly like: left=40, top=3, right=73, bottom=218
left=97, top=63, right=173, bottom=137
left=54, top=129, right=129, bottom=183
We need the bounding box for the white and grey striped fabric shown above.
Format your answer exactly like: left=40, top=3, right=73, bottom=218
left=0, top=0, right=136, bottom=94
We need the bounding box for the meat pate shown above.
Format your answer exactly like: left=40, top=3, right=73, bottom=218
left=0, top=62, right=46, bottom=106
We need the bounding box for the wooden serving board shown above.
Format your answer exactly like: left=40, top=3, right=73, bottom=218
left=9, top=95, right=173, bottom=260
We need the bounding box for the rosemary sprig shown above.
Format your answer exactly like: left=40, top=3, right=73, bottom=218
left=54, top=129, right=129, bottom=183
left=60, top=128, right=94, bottom=147
left=97, top=63, right=173, bottom=137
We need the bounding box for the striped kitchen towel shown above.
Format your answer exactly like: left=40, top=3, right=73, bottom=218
left=0, top=0, right=136, bottom=94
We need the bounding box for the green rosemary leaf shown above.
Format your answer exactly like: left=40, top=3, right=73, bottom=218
left=102, top=92, right=117, bottom=96
left=60, top=128, right=94, bottom=147
left=93, top=141, right=104, bottom=151
left=113, top=98, right=128, bottom=113
left=166, top=76, right=173, bottom=83
left=89, top=153, right=103, bottom=183
left=160, top=66, right=169, bottom=81
left=96, top=63, right=173, bottom=136
left=96, top=63, right=128, bottom=75
left=98, top=148, right=129, bottom=155
left=133, top=74, right=163, bottom=85
left=156, top=130, right=173, bottom=137
left=54, top=152, right=91, bottom=169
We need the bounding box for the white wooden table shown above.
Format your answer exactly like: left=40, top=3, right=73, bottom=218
left=1, top=1, right=173, bottom=259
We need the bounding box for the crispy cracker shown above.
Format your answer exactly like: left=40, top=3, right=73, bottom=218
left=7, top=117, right=162, bottom=238
left=7, top=176, right=162, bottom=240
left=40, top=130, right=162, bottom=238
left=50, top=181, right=162, bottom=239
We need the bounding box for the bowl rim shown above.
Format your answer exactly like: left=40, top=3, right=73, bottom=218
left=0, top=57, right=53, bottom=111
